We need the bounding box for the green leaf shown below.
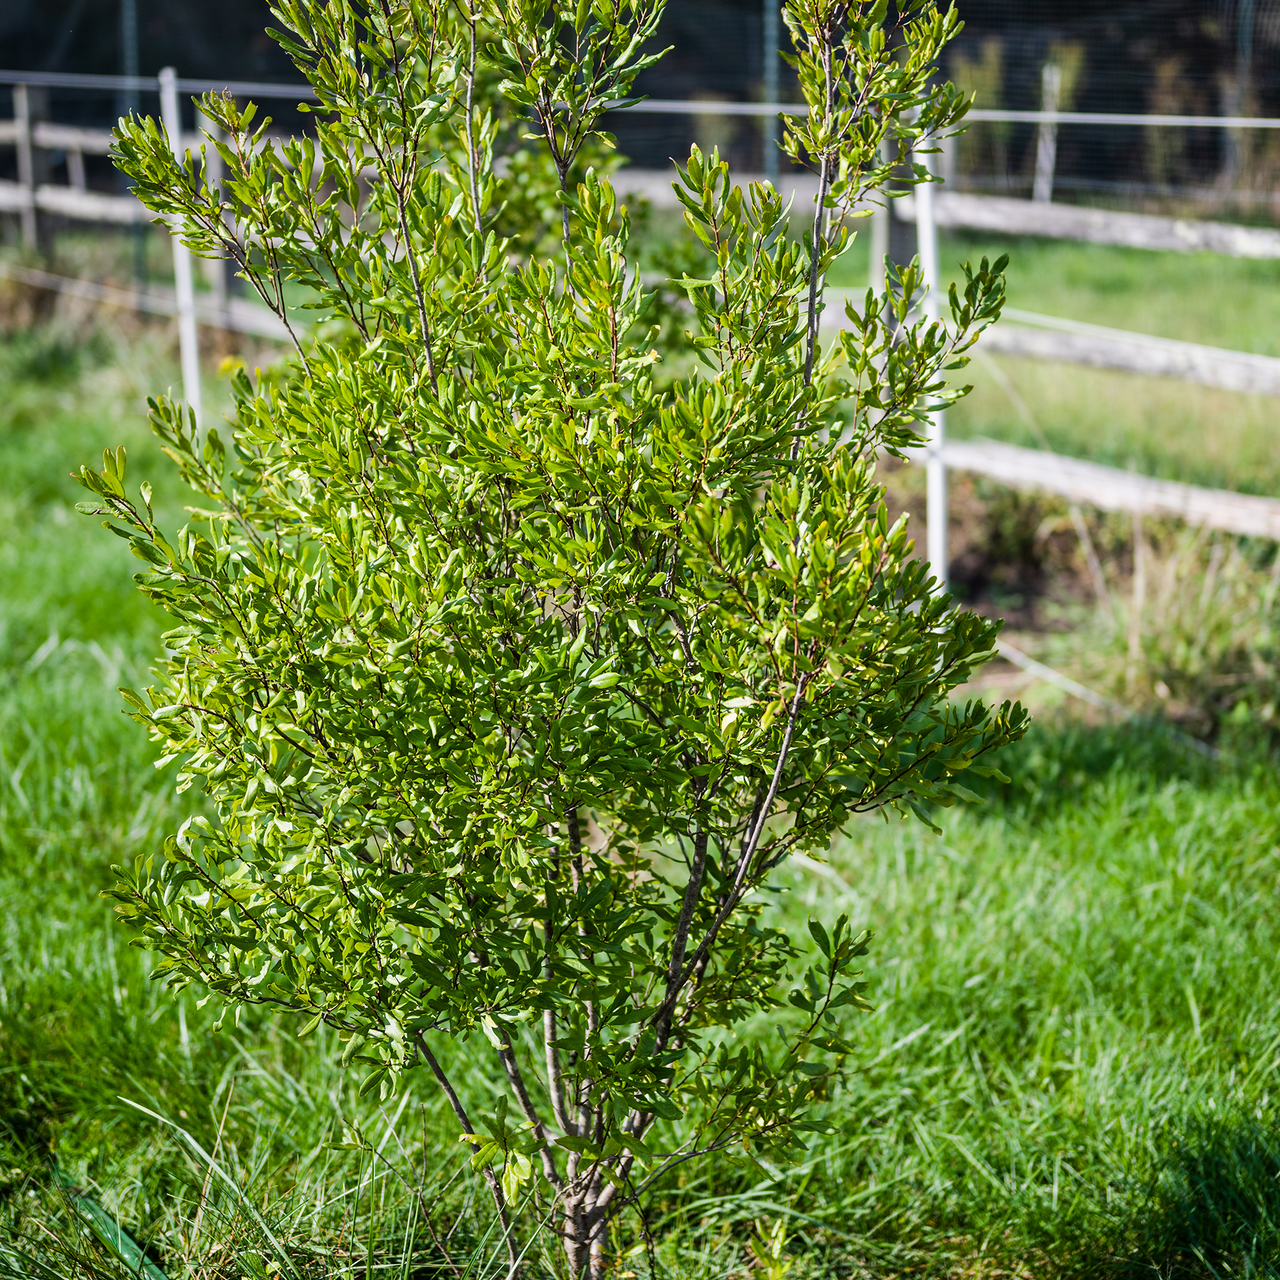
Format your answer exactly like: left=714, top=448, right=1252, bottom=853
left=77, top=1, right=1024, bottom=1259
left=807, top=918, right=831, bottom=958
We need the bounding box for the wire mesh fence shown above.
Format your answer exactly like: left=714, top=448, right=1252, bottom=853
left=6, top=0, right=1280, bottom=215
left=606, top=0, right=1280, bottom=216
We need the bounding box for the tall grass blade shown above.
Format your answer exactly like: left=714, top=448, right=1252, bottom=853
left=118, top=1098, right=299, bottom=1280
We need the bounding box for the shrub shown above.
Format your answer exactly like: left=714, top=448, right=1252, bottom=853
left=78, top=0, right=1025, bottom=1273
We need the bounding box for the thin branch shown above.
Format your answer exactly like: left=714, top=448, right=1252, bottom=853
left=565, top=804, right=598, bottom=1148
left=801, top=150, right=832, bottom=398
left=494, top=1033, right=567, bottom=1193
left=650, top=674, right=809, bottom=1052
left=395, top=187, right=439, bottom=394
left=544, top=1005, right=574, bottom=1136
left=372, top=1107, right=467, bottom=1280
left=545, top=835, right=574, bottom=1135
left=369, top=0, right=439, bottom=391
left=653, top=825, right=708, bottom=1047
left=415, top=1033, right=521, bottom=1279
left=463, top=6, right=484, bottom=236
left=794, top=17, right=838, bottom=463
left=186, top=1078, right=235, bottom=1265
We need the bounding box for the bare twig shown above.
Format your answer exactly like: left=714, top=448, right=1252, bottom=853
left=654, top=825, right=709, bottom=1046
left=494, top=1032, right=567, bottom=1192
left=650, top=675, right=808, bottom=1052
left=188, top=1078, right=235, bottom=1273
left=462, top=6, right=484, bottom=236
left=415, top=1033, right=521, bottom=1279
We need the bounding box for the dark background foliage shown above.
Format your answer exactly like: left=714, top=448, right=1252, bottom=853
left=4, top=2, right=1278, bottom=175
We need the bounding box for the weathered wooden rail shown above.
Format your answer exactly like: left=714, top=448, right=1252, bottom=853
left=0, top=259, right=289, bottom=340
left=932, top=438, right=1280, bottom=540
left=982, top=309, right=1280, bottom=395
left=822, top=291, right=1280, bottom=397
left=895, top=190, right=1280, bottom=258
left=0, top=71, right=303, bottom=244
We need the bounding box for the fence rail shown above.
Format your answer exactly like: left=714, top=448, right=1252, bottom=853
left=933, top=439, right=1280, bottom=541
left=0, top=69, right=316, bottom=98
left=895, top=191, right=1280, bottom=258
left=0, top=120, right=160, bottom=155
left=3, top=73, right=1278, bottom=558
left=825, top=286, right=1280, bottom=394
left=0, top=180, right=144, bottom=224
left=980, top=309, right=1280, bottom=396
left=3, top=69, right=1280, bottom=127
left=0, top=259, right=291, bottom=340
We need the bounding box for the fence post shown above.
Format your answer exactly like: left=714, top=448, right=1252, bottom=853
left=914, top=138, right=947, bottom=592
left=119, top=0, right=147, bottom=297
left=868, top=200, right=889, bottom=294
left=762, top=1, right=780, bottom=181
left=1033, top=64, right=1062, bottom=203
left=67, top=148, right=87, bottom=191
left=14, top=84, right=37, bottom=249
left=1126, top=508, right=1146, bottom=693
left=159, top=67, right=202, bottom=428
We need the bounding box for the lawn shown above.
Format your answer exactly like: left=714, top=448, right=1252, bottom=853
left=827, top=228, right=1280, bottom=497
left=1, top=265, right=1279, bottom=1278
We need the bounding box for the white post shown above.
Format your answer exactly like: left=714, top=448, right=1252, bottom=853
left=159, top=66, right=202, bottom=427
left=869, top=201, right=889, bottom=294
left=914, top=140, right=947, bottom=592
left=869, top=140, right=890, bottom=294
left=1033, top=64, right=1062, bottom=204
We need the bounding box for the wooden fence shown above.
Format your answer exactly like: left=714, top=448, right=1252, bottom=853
left=827, top=297, right=1280, bottom=398
left=4, top=78, right=1280, bottom=548
left=894, top=190, right=1280, bottom=258
left=0, top=113, right=199, bottom=232
left=931, top=439, right=1280, bottom=541
left=0, top=259, right=288, bottom=339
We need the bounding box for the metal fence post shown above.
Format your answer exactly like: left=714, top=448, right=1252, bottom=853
left=159, top=66, right=202, bottom=428
left=868, top=199, right=889, bottom=294
left=914, top=139, right=947, bottom=592
left=120, top=0, right=147, bottom=296
left=196, top=107, right=233, bottom=332
left=762, top=1, right=779, bottom=181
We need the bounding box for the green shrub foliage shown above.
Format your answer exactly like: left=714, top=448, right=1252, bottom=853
left=80, top=0, right=1026, bottom=1272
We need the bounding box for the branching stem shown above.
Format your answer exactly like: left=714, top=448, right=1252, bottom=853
left=415, top=1033, right=521, bottom=1279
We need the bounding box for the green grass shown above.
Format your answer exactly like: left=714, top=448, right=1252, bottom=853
left=944, top=234, right=1280, bottom=354
left=774, top=734, right=1280, bottom=1277
left=2, top=302, right=1279, bottom=1278
left=823, top=224, right=1280, bottom=354
left=825, top=229, right=1280, bottom=497
left=944, top=233, right=1280, bottom=497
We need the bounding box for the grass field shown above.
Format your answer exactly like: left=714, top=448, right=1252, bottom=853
left=1, top=258, right=1279, bottom=1277
left=826, top=229, right=1280, bottom=497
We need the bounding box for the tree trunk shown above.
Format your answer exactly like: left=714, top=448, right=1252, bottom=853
left=563, top=1198, right=589, bottom=1278
left=561, top=1190, right=609, bottom=1280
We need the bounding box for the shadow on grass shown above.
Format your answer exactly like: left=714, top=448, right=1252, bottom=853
left=964, top=717, right=1229, bottom=824
left=1095, top=1113, right=1280, bottom=1280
